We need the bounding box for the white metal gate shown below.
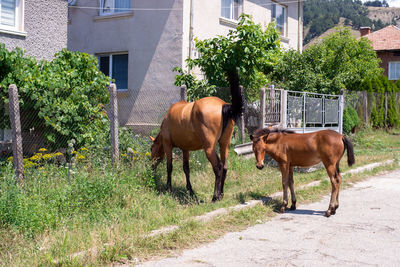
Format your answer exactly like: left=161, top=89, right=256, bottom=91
left=260, top=86, right=344, bottom=133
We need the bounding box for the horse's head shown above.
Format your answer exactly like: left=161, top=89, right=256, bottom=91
left=150, top=135, right=164, bottom=167
left=250, top=134, right=267, bottom=170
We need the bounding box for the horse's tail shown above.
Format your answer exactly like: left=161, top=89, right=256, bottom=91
left=222, top=68, right=244, bottom=132
left=342, top=136, right=355, bottom=167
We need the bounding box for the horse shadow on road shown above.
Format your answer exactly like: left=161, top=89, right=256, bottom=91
left=249, top=193, right=325, bottom=216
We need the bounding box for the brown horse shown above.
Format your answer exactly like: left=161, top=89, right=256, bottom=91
left=150, top=69, right=243, bottom=201
left=250, top=128, right=355, bottom=217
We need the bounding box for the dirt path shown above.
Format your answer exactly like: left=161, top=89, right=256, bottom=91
left=140, top=169, right=400, bottom=266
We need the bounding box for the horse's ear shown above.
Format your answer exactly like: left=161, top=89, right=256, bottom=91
left=149, top=136, right=155, bottom=142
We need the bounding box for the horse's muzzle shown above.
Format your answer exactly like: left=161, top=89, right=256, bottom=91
left=256, top=164, right=264, bottom=170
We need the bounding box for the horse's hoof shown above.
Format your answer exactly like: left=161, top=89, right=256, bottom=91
left=290, top=205, right=296, bottom=211
left=280, top=207, right=286, bottom=213
left=331, top=209, right=336, bottom=215
left=324, top=210, right=331, bottom=217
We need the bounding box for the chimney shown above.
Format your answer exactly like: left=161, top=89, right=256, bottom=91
left=360, top=27, right=371, bottom=37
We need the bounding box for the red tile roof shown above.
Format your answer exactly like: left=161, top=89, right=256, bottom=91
left=363, top=25, right=400, bottom=51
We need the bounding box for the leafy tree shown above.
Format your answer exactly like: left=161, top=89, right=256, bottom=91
left=271, top=27, right=382, bottom=94
left=364, top=0, right=389, bottom=7
left=174, top=14, right=281, bottom=102
left=304, top=0, right=389, bottom=45
left=0, top=45, right=110, bottom=149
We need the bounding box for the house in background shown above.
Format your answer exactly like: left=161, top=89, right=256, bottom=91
left=0, top=0, right=68, bottom=146
left=360, top=25, right=400, bottom=80
left=68, top=0, right=303, bottom=133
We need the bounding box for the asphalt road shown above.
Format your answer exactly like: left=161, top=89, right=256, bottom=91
left=140, top=169, right=400, bottom=267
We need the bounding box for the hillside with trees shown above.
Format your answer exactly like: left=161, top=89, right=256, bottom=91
left=304, top=0, right=391, bottom=45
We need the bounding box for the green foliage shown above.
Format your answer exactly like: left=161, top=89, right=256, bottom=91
left=304, top=0, right=389, bottom=45
left=0, top=45, right=110, bottom=149
left=0, top=138, right=155, bottom=238
left=364, top=0, right=389, bottom=7
left=173, top=67, right=217, bottom=101
left=343, top=106, right=360, bottom=134
left=175, top=14, right=281, bottom=102
left=271, top=27, right=382, bottom=94
left=361, top=75, right=400, bottom=128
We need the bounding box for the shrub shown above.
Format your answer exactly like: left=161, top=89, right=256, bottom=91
left=343, top=106, right=360, bottom=134
left=0, top=45, right=110, bottom=149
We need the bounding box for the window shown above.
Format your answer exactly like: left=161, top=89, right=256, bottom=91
left=272, top=2, right=287, bottom=36
left=221, top=0, right=242, bottom=21
left=389, top=62, right=400, bottom=80
left=100, top=0, right=131, bottom=16
left=99, top=53, right=129, bottom=90
left=0, top=0, right=23, bottom=32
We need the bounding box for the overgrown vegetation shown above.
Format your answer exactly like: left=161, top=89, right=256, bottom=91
left=0, top=128, right=399, bottom=265
left=0, top=45, right=110, bottom=149
left=174, top=14, right=281, bottom=102
left=271, top=27, right=382, bottom=94
left=304, top=0, right=388, bottom=45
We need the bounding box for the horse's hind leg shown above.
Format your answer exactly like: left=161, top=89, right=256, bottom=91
left=325, top=164, right=340, bottom=217
left=279, top=163, right=290, bottom=213
left=204, top=146, right=223, bottom=202
left=333, top=162, right=342, bottom=214
left=219, top=126, right=233, bottom=195
left=182, top=150, right=194, bottom=194
left=288, top=166, right=296, bottom=210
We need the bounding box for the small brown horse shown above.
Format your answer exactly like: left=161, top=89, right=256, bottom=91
left=150, top=69, right=243, bottom=201
left=250, top=128, right=355, bottom=217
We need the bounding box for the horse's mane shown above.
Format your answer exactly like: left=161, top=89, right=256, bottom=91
left=252, top=127, right=295, bottom=139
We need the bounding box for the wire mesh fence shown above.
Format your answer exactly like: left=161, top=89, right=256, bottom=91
left=345, top=91, right=400, bottom=126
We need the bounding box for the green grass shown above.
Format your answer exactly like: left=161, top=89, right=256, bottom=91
left=0, top=128, right=399, bottom=266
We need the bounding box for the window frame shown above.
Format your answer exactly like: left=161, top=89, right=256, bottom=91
left=388, top=61, right=400, bottom=80
left=98, top=52, right=129, bottom=91
left=99, top=0, right=131, bottom=16
left=272, top=1, right=287, bottom=37
left=221, top=0, right=242, bottom=21
left=0, top=0, right=24, bottom=34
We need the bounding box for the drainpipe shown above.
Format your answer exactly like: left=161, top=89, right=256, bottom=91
left=297, top=0, right=302, bottom=51
left=188, top=0, right=193, bottom=73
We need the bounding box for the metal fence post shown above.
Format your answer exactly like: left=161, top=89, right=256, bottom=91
left=181, top=85, right=187, bottom=101
left=239, top=85, right=245, bottom=144
left=109, top=83, right=119, bottom=166
left=385, top=91, right=388, bottom=126
left=281, top=90, right=287, bottom=128
left=339, top=89, right=345, bottom=134
left=363, top=91, right=368, bottom=125
left=302, top=92, right=306, bottom=133
left=8, top=84, right=24, bottom=185
left=259, top=87, right=266, bottom=129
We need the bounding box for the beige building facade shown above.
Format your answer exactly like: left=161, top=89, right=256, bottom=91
left=68, top=0, right=303, bottom=133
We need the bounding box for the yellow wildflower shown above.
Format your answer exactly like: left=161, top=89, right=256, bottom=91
left=79, top=147, right=88, bottom=151
left=38, top=148, right=47, bottom=152
left=77, top=154, right=86, bottom=161
left=54, top=152, right=63, bottom=157
left=42, top=153, right=55, bottom=160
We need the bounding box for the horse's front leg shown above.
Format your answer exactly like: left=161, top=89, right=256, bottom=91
left=165, top=145, right=173, bottom=192
left=279, top=163, right=290, bottom=213
left=182, top=150, right=194, bottom=194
